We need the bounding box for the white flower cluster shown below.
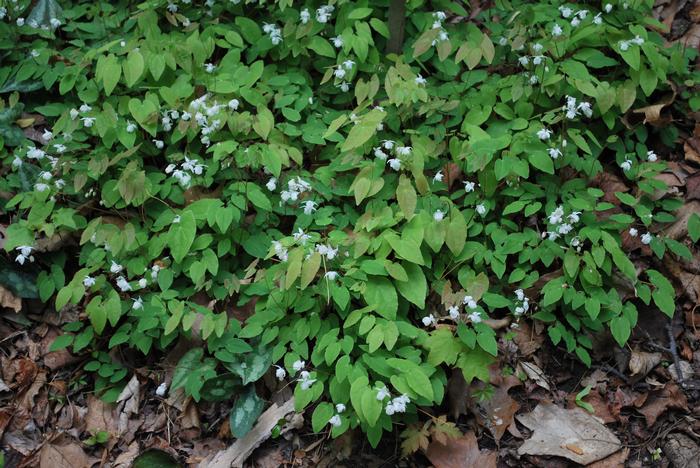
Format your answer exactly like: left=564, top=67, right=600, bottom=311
left=332, top=59, right=355, bottom=92
left=543, top=205, right=581, bottom=242
left=15, top=245, right=34, bottom=265
left=563, top=95, right=593, bottom=120
left=629, top=228, right=653, bottom=245
left=376, top=387, right=410, bottom=415
left=619, top=35, right=644, bottom=51
left=69, top=103, right=96, bottom=128
left=270, top=177, right=317, bottom=215
left=514, top=289, right=530, bottom=316
left=316, top=4, right=334, bottom=23
left=373, top=139, right=412, bottom=172
left=430, top=11, right=449, bottom=45
left=165, top=156, right=206, bottom=187
left=328, top=403, right=345, bottom=427
left=444, top=294, right=482, bottom=323
left=291, top=360, right=316, bottom=390
left=262, top=22, right=282, bottom=45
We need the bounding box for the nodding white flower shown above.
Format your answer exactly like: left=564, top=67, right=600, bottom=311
left=374, top=147, right=388, bottom=160
left=331, top=36, right=343, bottom=48
left=548, top=147, right=562, bottom=159
left=647, top=150, right=658, bottom=162
left=227, top=99, right=240, bottom=111
left=464, top=181, right=476, bottom=193
left=629, top=228, right=638, bottom=237
left=593, top=13, right=603, bottom=24
left=316, top=244, right=339, bottom=260
left=548, top=205, right=565, bottom=224
left=476, top=203, right=487, bottom=216
left=604, top=3, right=613, bottom=12
left=16, top=17, right=25, bottom=26
left=537, top=128, right=552, bottom=140
left=631, top=35, right=645, bottom=45
left=641, top=232, right=653, bottom=244
left=515, top=289, right=525, bottom=301
left=54, top=179, right=66, bottom=189
left=336, top=403, right=346, bottom=413
left=333, top=67, right=346, bottom=79
left=181, top=111, right=191, bottom=121
left=172, top=215, right=181, bottom=224
left=302, top=200, right=318, bottom=215
left=620, top=159, right=632, bottom=172
left=27, top=147, right=45, bottom=159
left=116, top=276, right=132, bottom=292
left=382, top=140, right=395, bottom=150
left=388, top=159, right=402, bottom=171
left=433, top=11, right=447, bottom=21
left=81, top=117, right=96, bottom=127
left=155, top=382, right=168, bottom=397
left=421, top=314, right=437, bottom=327
left=299, top=375, right=316, bottom=390
left=570, top=237, right=581, bottom=247
left=438, top=30, right=449, bottom=42
left=571, top=17, right=580, bottom=27
left=532, top=43, right=544, bottom=53
left=518, top=56, right=529, bottom=66
left=568, top=211, right=581, bottom=223
left=275, top=365, right=286, bottom=381
left=532, top=55, right=545, bottom=65
left=138, top=278, right=148, bottom=289
left=415, top=74, right=427, bottom=86
left=132, top=297, right=144, bottom=310
left=558, top=223, right=573, bottom=235
left=153, top=140, right=164, bottom=149
left=619, top=40, right=630, bottom=51
left=12, top=155, right=22, bottom=168
left=82, top=276, right=97, bottom=288
left=559, top=6, right=573, bottom=17
left=448, top=305, right=460, bottom=320
left=204, top=63, right=216, bottom=73
left=376, top=386, right=391, bottom=400
left=328, top=415, right=342, bottom=427
left=110, top=261, right=123, bottom=274
left=338, top=81, right=350, bottom=92
left=552, top=24, right=563, bottom=37
left=39, top=171, right=53, bottom=181
left=54, top=143, right=67, bottom=153
left=578, top=101, right=593, bottom=118
left=35, top=182, right=50, bottom=192
left=316, top=4, right=334, bottom=23
left=292, top=360, right=305, bottom=372
left=15, top=246, right=34, bottom=266
left=79, top=104, right=92, bottom=113
left=433, top=210, right=445, bottom=222
left=396, top=146, right=412, bottom=156
left=385, top=394, right=410, bottom=415
left=266, top=177, right=277, bottom=191
left=433, top=171, right=444, bottom=183
left=167, top=2, right=178, bottom=12
left=463, top=295, right=478, bottom=310
left=69, top=108, right=80, bottom=120
left=41, top=129, right=53, bottom=141
left=468, top=311, right=482, bottom=323
left=325, top=271, right=339, bottom=280
left=342, top=60, right=355, bottom=70
left=300, top=8, right=311, bottom=24
left=165, top=164, right=177, bottom=174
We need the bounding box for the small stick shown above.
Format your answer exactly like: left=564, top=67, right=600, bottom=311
left=666, top=323, right=687, bottom=389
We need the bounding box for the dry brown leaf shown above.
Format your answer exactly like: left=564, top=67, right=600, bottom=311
left=686, top=137, right=700, bottom=164
left=478, top=375, right=521, bottom=442
left=39, top=435, right=91, bottom=468
left=19, top=371, right=46, bottom=411
left=668, top=361, right=694, bottom=382
left=636, top=382, right=688, bottom=427
left=0, top=285, right=21, bottom=312
left=517, top=403, right=621, bottom=465
left=663, top=433, right=700, bottom=468
left=513, top=321, right=544, bottom=357
left=629, top=351, right=663, bottom=377
left=588, top=448, right=630, bottom=468
left=85, top=394, right=118, bottom=435
left=113, top=441, right=140, bottom=468
left=117, top=375, right=141, bottom=436
left=425, top=431, right=497, bottom=468
left=519, top=361, right=551, bottom=391
left=631, top=89, right=676, bottom=126
left=681, top=23, right=700, bottom=50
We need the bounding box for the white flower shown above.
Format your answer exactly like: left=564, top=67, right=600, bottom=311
left=619, top=41, right=630, bottom=51
left=464, top=181, right=476, bottom=192
left=338, top=81, right=350, bottom=92
left=293, top=228, right=311, bottom=245
left=334, top=67, right=346, bottom=79
left=39, top=171, right=53, bottom=181
left=559, top=6, right=573, bottom=18
left=468, top=311, right=482, bottom=323
left=374, top=147, right=388, bottom=160
left=325, top=271, right=339, bottom=280
left=476, top=203, right=487, bottom=216
left=548, top=205, right=564, bottom=224
left=116, top=276, right=132, bottom=292
left=629, top=227, right=638, bottom=237
left=138, top=278, right=148, bottom=289
left=568, top=211, right=581, bottom=223
left=299, top=371, right=316, bottom=390
left=15, top=246, right=34, bottom=265
left=79, top=104, right=92, bottom=113
left=16, top=18, right=25, bottom=26
left=593, top=13, right=603, bottom=24
left=153, top=140, right=164, bottom=149
left=463, top=295, right=478, bottom=310
left=578, top=101, right=593, bottom=118
left=385, top=394, right=410, bottom=415
left=54, top=143, right=67, bottom=153
left=515, top=289, right=525, bottom=301
left=433, top=210, right=445, bottom=222
left=422, top=314, right=437, bottom=327
left=641, top=232, right=653, bottom=244
left=433, top=171, right=444, bottom=183
left=448, top=305, right=460, bottom=320
left=132, top=297, right=144, bottom=310
left=302, top=200, right=318, bottom=215
left=396, top=146, right=412, bottom=156
left=300, top=8, right=310, bottom=24
left=12, top=155, right=22, bottom=168
left=647, top=150, right=658, bottom=162
left=35, top=182, right=50, bottom=192
left=532, top=43, right=544, bottom=53
left=275, top=366, right=286, bottom=381
left=328, top=415, right=342, bottom=427
left=552, top=24, right=563, bottom=37
left=266, top=177, right=277, bottom=191
left=376, top=386, right=391, bottom=400
left=331, top=36, right=343, bottom=48
left=571, top=17, right=580, bottom=27
left=81, top=117, right=96, bottom=128
left=316, top=244, right=338, bottom=260
left=69, top=108, right=80, bottom=120
left=605, top=3, right=613, bottom=13
left=632, top=35, right=645, bottom=45
left=228, top=99, right=240, bottom=111
left=388, top=159, right=402, bottom=171
left=382, top=140, right=395, bottom=150
left=342, top=60, right=355, bottom=70
left=558, top=223, right=573, bottom=235
left=415, top=74, right=427, bottom=86
left=181, top=111, right=191, bottom=121
left=537, top=128, right=552, bottom=140
left=316, top=4, right=334, bottom=23
left=110, top=261, right=123, bottom=273
left=620, top=159, right=632, bottom=172
left=548, top=147, right=562, bottom=159
left=155, top=382, right=168, bottom=397
left=204, top=63, right=216, bottom=73
left=434, top=11, right=447, bottom=21
left=292, top=360, right=305, bottom=372
left=336, top=403, right=346, bottom=413
left=518, top=56, right=529, bottom=66
left=532, top=55, right=545, bottom=65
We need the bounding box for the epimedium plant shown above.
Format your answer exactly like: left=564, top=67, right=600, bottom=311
left=1, top=0, right=698, bottom=450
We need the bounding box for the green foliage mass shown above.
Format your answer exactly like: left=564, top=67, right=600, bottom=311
left=0, top=0, right=698, bottom=446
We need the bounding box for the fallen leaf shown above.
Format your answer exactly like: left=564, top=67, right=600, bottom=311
left=85, top=394, right=118, bottom=436
left=519, top=361, right=551, bottom=391
left=629, top=351, right=662, bottom=377
left=425, top=431, right=497, bottom=468
left=517, top=402, right=621, bottom=465
left=113, top=441, right=140, bottom=468
left=663, top=433, right=700, bottom=468
left=477, top=374, right=521, bottom=442
left=636, top=382, right=688, bottom=427
left=39, top=435, right=91, bottom=468
left=685, top=137, right=700, bottom=164
left=117, top=375, right=141, bottom=436
left=0, top=284, right=21, bottom=312
left=631, top=88, right=676, bottom=126
left=588, top=448, right=630, bottom=468
left=668, top=361, right=694, bottom=382
left=664, top=201, right=700, bottom=240
left=512, top=321, right=544, bottom=357
left=19, top=370, right=46, bottom=410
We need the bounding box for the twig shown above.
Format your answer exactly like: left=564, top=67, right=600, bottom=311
left=666, top=323, right=687, bottom=389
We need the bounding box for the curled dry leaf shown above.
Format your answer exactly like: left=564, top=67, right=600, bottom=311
left=629, top=351, right=663, bottom=377
left=0, top=284, right=21, bottom=312
left=636, top=382, right=688, bottom=427
left=685, top=137, right=700, bottom=165
left=516, top=403, right=621, bottom=465
left=631, top=86, right=676, bottom=126
left=425, top=431, right=497, bottom=468
left=519, top=361, right=551, bottom=391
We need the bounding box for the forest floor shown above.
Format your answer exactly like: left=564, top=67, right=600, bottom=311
left=1, top=1, right=699, bottom=467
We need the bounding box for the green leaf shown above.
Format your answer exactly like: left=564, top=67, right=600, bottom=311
left=647, top=269, right=675, bottom=317
left=688, top=213, right=700, bottom=243
left=253, top=106, right=274, bottom=140
left=362, top=387, right=383, bottom=426
left=102, top=55, right=121, bottom=96
left=394, top=263, right=427, bottom=309
left=124, top=50, right=145, bottom=87
left=86, top=296, right=107, bottom=334
left=348, top=7, right=373, bottom=19
left=456, top=348, right=492, bottom=383
left=446, top=210, right=467, bottom=255
left=396, top=175, right=417, bottom=219
left=300, top=252, right=321, bottom=289
left=168, top=211, right=196, bottom=263
left=363, top=277, right=398, bottom=320
left=307, top=36, right=335, bottom=58
left=132, top=449, right=180, bottom=468
left=387, top=235, right=424, bottom=265
left=312, top=402, right=335, bottom=432
left=528, top=151, right=554, bottom=175
left=341, top=109, right=384, bottom=152
left=229, top=385, right=265, bottom=438
left=285, top=248, right=304, bottom=289
left=172, top=349, right=204, bottom=390
left=425, top=328, right=461, bottom=366
left=609, top=316, right=631, bottom=347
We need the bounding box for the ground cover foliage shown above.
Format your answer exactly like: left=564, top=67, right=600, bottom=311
left=0, top=0, right=699, bottom=460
